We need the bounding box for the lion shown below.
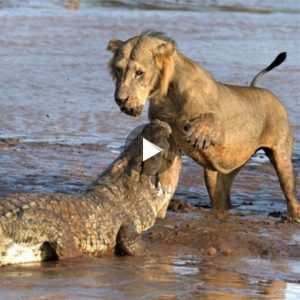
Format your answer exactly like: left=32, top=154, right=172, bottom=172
left=107, top=31, right=299, bottom=223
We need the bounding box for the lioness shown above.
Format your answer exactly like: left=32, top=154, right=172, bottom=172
left=107, top=31, right=299, bottom=222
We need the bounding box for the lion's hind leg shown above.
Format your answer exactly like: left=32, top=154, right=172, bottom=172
left=265, top=146, right=300, bottom=223
left=204, top=168, right=241, bottom=211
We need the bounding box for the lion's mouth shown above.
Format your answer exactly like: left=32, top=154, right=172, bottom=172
left=120, top=105, right=144, bottom=117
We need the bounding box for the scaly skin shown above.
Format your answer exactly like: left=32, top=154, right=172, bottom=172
left=0, top=121, right=181, bottom=264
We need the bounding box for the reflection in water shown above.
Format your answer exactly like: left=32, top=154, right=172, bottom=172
left=190, top=258, right=297, bottom=300
left=0, top=255, right=298, bottom=299
left=262, top=281, right=286, bottom=300
left=173, top=258, right=199, bottom=276
left=64, top=0, right=80, bottom=10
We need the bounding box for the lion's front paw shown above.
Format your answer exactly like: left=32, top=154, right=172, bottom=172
left=287, top=204, right=300, bottom=223
left=181, top=113, right=224, bottom=150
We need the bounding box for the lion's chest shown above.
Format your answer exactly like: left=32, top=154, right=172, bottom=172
left=172, top=125, right=260, bottom=173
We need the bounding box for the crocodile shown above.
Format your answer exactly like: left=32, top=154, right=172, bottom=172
left=0, top=120, right=181, bottom=265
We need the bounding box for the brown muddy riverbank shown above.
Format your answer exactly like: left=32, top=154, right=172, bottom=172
left=0, top=0, right=300, bottom=299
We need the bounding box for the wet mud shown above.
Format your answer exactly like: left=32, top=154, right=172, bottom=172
left=150, top=200, right=300, bottom=259
left=0, top=0, right=300, bottom=299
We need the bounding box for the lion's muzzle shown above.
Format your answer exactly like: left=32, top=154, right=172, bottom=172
left=115, top=96, right=129, bottom=106
left=117, top=103, right=144, bottom=117
left=114, top=92, right=144, bottom=116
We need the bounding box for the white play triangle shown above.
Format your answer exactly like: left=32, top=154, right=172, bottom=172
left=142, top=138, right=163, bottom=162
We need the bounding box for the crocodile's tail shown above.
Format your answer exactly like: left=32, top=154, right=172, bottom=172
left=250, top=52, right=286, bottom=87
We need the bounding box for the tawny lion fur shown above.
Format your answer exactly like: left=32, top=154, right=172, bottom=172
left=107, top=31, right=299, bottom=222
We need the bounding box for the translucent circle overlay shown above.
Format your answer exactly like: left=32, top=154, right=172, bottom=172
left=124, top=122, right=177, bottom=176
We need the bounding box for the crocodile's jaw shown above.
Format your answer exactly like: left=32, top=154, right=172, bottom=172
left=149, top=180, right=173, bottom=214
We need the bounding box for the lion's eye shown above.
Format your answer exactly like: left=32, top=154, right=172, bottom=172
left=135, top=70, right=144, bottom=77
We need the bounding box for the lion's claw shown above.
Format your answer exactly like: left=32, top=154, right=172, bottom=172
left=287, top=205, right=300, bottom=223
left=181, top=113, right=223, bottom=150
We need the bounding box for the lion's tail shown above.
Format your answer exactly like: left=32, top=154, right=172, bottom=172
left=250, top=52, right=286, bottom=88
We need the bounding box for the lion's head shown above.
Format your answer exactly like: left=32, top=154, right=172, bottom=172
left=107, top=31, right=175, bottom=117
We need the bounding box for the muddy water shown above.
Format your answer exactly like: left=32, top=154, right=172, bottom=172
left=0, top=255, right=300, bottom=299
left=0, top=1, right=300, bottom=299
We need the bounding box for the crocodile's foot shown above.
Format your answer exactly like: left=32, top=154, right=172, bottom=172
left=116, top=224, right=144, bottom=256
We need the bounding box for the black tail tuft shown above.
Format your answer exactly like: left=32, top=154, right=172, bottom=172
left=266, top=52, right=287, bottom=72
left=250, top=52, right=287, bottom=87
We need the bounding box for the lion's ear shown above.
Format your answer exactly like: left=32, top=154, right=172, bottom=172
left=156, top=42, right=175, bottom=59
left=155, top=43, right=175, bottom=96
left=107, top=39, right=123, bottom=53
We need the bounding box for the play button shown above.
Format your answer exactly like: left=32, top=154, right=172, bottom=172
left=142, top=138, right=163, bottom=162
left=124, top=121, right=177, bottom=176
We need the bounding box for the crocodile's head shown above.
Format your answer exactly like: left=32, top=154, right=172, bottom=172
left=126, top=119, right=178, bottom=177
left=89, top=120, right=181, bottom=219
left=123, top=120, right=181, bottom=218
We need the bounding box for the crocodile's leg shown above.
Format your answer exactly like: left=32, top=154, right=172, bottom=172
left=24, top=208, right=81, bottom=259
left=116, top=223, right=144, bottom=256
